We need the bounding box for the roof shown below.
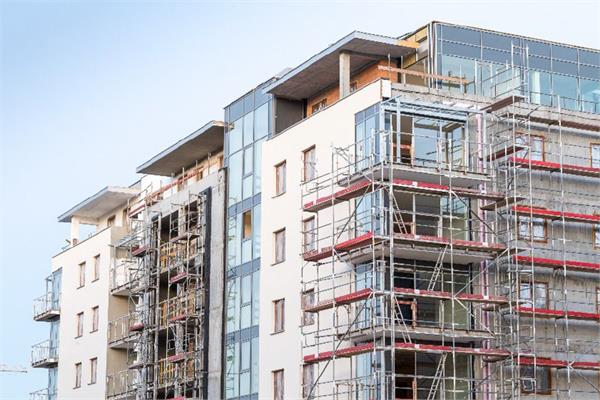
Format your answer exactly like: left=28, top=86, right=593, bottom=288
left=58, top=186, right=140, bottom=223
left=263, top=31, right=419, bottom=100
left=136, top=120, right=225, bottom=176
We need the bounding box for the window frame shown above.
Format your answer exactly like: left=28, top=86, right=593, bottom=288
left=76, top=311, right=84, bottom=338
left=74, top=362, right=82, bottom=389
left=302, top=145, right=317, bottom=182
left=92, top=254, right=100, bottom=282
left=517, top=214, right=548, bottom=243
left=516, top=133, right=545, bottom=161
left=519, top=279, right=549, bottom=309
left=301, top=289, right=315, bottom=326
left=591, top=142, right=600, bottom=168
left=275, top=161, right=287, bottom=196
left=302, top=217, right=316, bottom=253
left=78, top=262, right=86, bottom=288
left=273, top=228, right=286, bottom=264
left=89, top=357, right=97, bottom=385
left=594, top=211, right=600, bottom=249
left=242, top=210, right=252, bottom=241
left=91, top=306, right=99, bottom=333
left=272, top=298, right=285, bottom=334
left=520, top=365, right=551, bottom=395
left=272, top=369, right=284, bottom=400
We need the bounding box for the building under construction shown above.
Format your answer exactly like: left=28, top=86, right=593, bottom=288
left=31, top=21, right=599, bottom=400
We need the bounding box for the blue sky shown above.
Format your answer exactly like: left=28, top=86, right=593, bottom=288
left=1, top=0, right=598, bottom=397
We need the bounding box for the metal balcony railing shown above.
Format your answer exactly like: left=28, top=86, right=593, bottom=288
left=106, top=369, right=136, bottom=398
left=31, top=340, right=58, bottom=368
left=33, top=292, right=60, bottom=321
left=110, top=259, right=135, bottom=294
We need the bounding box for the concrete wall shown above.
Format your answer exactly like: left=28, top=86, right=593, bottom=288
left=260, top=80, right=389, bottom=399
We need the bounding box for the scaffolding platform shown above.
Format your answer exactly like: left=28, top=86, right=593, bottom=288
left=513, top=255, right=600, bottom=274
left=512, top=206, right=600, bottom=224
left=509, top=157, right=600, bottom=178
left=513, top=306, right=600, bottom=321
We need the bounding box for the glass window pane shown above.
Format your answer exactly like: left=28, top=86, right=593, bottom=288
left=552, top=74, right=578, bottom=110
left=243, top=175, right=253, bottom=200
left=243, top=112, right=254, bottom=146
left=482, top=32, right=514, bottom=51
left=227, top=216, right=238, bottom=269
left=252, top=270, right=260, bottom=326
left=228, top=118, right=243, bottom=155
left=251, top=337, right=259, bottom=393
left=579, top=65, right=600, bottom=80
left=580, top=79, right=600, bottom=113
left=441, top=25, right=481, bottom=45
left=529, top=56, right=551, bottom=72
left=482, top=48, right=512, bottom=65
left=241, top=236, right=252, bottom=263
left=552, top=45, right=577, bottom=61
left=254, top=139, right=264, bottom=194
left=413, top=118, right=439, bottom=168
left=253, top=204, right=261, bottom=261
left=442, top=41, right=481, bottom=59
left=254, top=102, right=269, bottom=140
left=241, top=303, right=251, bottom=329
left=580, top=50, right=600, bottom=66
left=529, top=70, right=552, bottom=106
left=228, top=151, right=243, bottom=206
left=241, top=274, right=251, bottom=304
left=526, top=40, right=551, bottom=57
left=244, top=147, right=253, bottom=175
left=553, top=60, right=578, bottom=76
left=440, top=55, right=477, bottom=93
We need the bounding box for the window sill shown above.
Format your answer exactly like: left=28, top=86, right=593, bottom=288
left=271, top=330, right=285, bottom=336
left=91, top=278, right=99, bottom=283
left=90, top=329, right=98, bottom=334
left=271, top=260, right=286, bottom=266
left=272, top=192, right=286, bottom=199
left=75, top=335, right=83, bottom=339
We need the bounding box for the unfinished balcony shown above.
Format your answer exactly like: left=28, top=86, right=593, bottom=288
left=108, top=314, right=139, bottom=349
left=32, top=292, right=60, bottom=322
left=31, top=340, right=58, bottom=368
left=110, top=259, right=135, bottom=296
left=106, top=368, right=136, bottom=399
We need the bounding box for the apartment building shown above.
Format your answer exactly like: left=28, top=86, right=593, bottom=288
left=33, top=21, right=599, bottom=400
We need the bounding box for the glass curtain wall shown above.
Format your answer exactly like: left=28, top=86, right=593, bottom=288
left=434, top=22, right=600, bottom=113
left=224, top=84, right=271, bottom=400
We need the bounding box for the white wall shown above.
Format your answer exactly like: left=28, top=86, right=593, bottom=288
left=259, top=80, right=389, bottom=399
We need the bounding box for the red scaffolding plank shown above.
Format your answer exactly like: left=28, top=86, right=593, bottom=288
left=302, top=232, right=377, bottom=262
left=303, top=178, right=505, bottom=213
left=304, top=342, right=510, bottom=363
left=304, top=288, right=508, bottom=313
left=512, top=206, right=600, bottom=224
left=514, top=306, right=600, bottom=321
left=513, top=255, right=600, bottom=274
left=486, top=144, right=527, bottom=161
left=394, top=233, right=506, bottom=252
left=509, top=157, right=600, bottom=178
left=519, top=357, right=600, bottom=371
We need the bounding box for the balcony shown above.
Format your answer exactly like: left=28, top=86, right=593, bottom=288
left=31, top=340, right=58, bottom=368
left=106, top=369, right=136, bottom=398
left=110, top=259, right=135, bottom=296
left=108, top=314, right=137, bottom=349
left=33, top=292, right=60, bottom=322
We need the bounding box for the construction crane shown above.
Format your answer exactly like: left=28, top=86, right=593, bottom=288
left=0, top=363, right=28, bottom=373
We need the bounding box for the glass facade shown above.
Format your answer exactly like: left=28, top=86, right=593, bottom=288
left=224, top=82, right=272, bottom=400
left=434, top=23, right=600, bottom=113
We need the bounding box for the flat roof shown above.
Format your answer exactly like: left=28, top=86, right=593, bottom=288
left=136, top=120, right=225, bottom=176
left=263, top=31, right=418, bottom=100
left=58, top=186, right=139, bottom=223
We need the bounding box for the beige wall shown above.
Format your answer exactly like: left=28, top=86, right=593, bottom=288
left=259, top=80, right=389, bottom=399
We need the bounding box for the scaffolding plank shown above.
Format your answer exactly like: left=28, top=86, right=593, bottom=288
left=393, top=233, right=506, bottom=252
left=480, top=196, right=525, bottom=211
left=303, top=178, right=504, bottom=212
left=513, top=255, right=600, bottom=273
left=514, top=306, right=600, bottom=321
left=509, top=157, right=600, bottom=178
left=483, top=95, right=525, bottom=112
left=486, top=144, right=526, bottom=161
left=519, top=357, right=600, bottom=371
left=512, top=206, right=600, bottom=224
left=302, top=232, right=376, bottom=262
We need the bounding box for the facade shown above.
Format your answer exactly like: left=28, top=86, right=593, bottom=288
left=32, top=21, right=599, bottom=400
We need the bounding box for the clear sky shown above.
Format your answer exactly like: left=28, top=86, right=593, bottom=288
left=0, top=0, right=598, bottom=397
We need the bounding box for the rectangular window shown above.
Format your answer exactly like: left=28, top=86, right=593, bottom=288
left=302, top=289, right=315, bottom=326
left=517, top=134, right=544, bottom=161
left=302, top=364, right=315, bottom=399
left=592, top=143, right=600, bottom=168
left=107, top=215, right=116, bottom=227
left=275, top=161, right=286, bottom=196
left=521, top=366, right=550, bottom=394
left=78, top=262, right=85, bottom=288
left=518, top=216, right=547, bottom=242
left=76, top=312, right=84, bottom=338
left=311, top=99, right=327, bottom=114
left=303, top=146, right=316, bottom=182
left=74, top=362, right=82, bottom=388
left=520, top=281, right=548, bottom=308
left=93, top=254, right=100, bottom=281
left=242, top=210, right=252, bottom=240
left=302, top=217, right=316, bottom=253
left=90, top=357, right=97, bottom=384
left=273, top=369, right=284, bottom=400
left=273, top=298, right=285, bottom=333
left=274, top=229, right=286, bottom=264
left=91, top=306, right=99, bottom=332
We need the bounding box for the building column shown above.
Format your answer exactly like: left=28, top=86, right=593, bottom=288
left=70, top=217, right=80, bottom=246
left=339, top=51, right=351, bottom=99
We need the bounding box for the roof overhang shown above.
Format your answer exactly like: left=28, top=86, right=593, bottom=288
left=58, top=186, right=140, bottom=223
left=136, top=120, right=225, bottom=176
left=263, top=31, right=419, bottom=100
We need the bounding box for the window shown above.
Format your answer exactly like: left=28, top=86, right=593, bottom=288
left=594, top=212, right=600, bottom=249
left=520, top=281, right=548, bottom=308
left=517, top=134, right=544, bottom=161
left=302, top=146, right=316, bottom=182
left=273, top=298, right=285, bottom=333
left=302, top=217, right=316, bottom=253
left=302, top=364, right=315, bottom=399
left=242, top=210, right=252, bottom=240
left=91, top=306, right=99, bottom=332
left=275, top=161, right=286, bottom=196
left=311, top=99, right=327, bottom=114
left=274, top=229, right=286, bottom=264
left=521, top=366, right=551, bottom=394
left=107, top=215, right=115, bottom=227
left=518, top=216, right=547, bottom=242
left=302, top=289, right=315, bottom=326
left=592, top=143, right=600, bottom=168
left=273, top=369, right=284, bottom=400
left=76, top=312, right=84, bottom=338
left=93, top=255, right=100, bottom=281
left=74, top=362, right=82, bottom=388
left=78, top=262, right=85, bottom=288
left=90, top=358, right=97, bottom=384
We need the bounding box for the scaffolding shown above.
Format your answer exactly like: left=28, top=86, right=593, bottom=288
left=108, top=175, right=210, bottom=400
left=299, top=83, right=599, bottom=399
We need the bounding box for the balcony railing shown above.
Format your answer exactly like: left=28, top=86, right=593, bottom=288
left=106, top=369, right=136, bottom=398
left=108, top=314, right=137, bottom=346
left=29, top=388, right=49, bottom=400
left=33, top=292, right=60, bottom=322
left=31, top=340, right=58, bottom=368
left=110, top=259, right=135, bottom=295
